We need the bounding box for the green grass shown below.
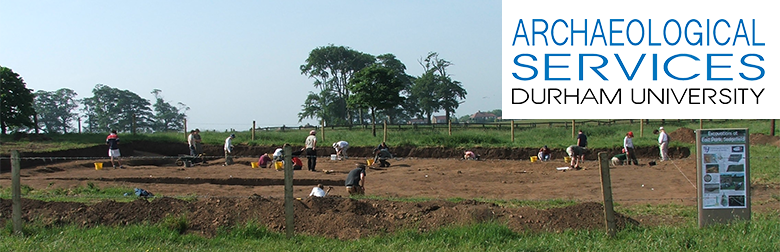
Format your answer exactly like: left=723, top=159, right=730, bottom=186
left=4, top=119, right=778, bottom=151
left=1, top=213, right=778, bottom=251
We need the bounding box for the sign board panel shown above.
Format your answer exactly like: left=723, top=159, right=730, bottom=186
left=696, top=128, right=750, bottom=227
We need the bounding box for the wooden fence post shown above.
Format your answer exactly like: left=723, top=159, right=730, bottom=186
left=700, top=119, right=703, bottom=129
left=383, top=120, right=388, bottom=143
left=448, top=120, right=452, bottom=136
left=511, top=120, right=515, bottom=142
left=771, top=119, right=776, bottom=136
left=640, top=119, right=644, bottom=137
left=252, top=121, right=256, bottom=140
left=571, top=120, right=576, bottom=138
left=598, top=152, right=616, bottom=238
left=12, top=150, right=23, bottom=235
left=283, top=144, right=294, bottom=238
left=321, top=120, right=325, bottom=142
left=78, top=117, right=82, bottom=134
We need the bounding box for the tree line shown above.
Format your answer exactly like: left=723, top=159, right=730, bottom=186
left=0, top=65, right=188, bottom=135
left=298, top=45, right=467, bottom=136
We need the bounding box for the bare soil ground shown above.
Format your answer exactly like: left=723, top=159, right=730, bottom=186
left=1, top=129, right=778, bottom=239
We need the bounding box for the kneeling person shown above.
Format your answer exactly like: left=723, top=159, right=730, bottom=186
left=345, top=164, right=366, bottom=195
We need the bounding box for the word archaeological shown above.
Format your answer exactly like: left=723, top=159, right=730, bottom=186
left=510, top=88, right=764, bottom=105
left=512, top=18, right=765, bottom=47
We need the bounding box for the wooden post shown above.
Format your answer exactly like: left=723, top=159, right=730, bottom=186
left=183, top=119, right=188, bottom=140
left=598, top=152, right=616, bottom=238
left=571, top=120, right=576, bottom=138
left=771, top=119, right=776, bottom=136
left=511, top=120, right=515, bottom=142
left=252, top=121, right=256, bottom=141
left=283, top=144, right=294, bottom=238
left=700, top=119, right=703, bottom=129
left=640, top=119, right=644, bottom=137
left=448, top=120, right=452, bottom=136
left=78, top=117, right=82, bottom=134
left=12, top=150, right=23, bottom=235
left=321, top=120, right=325, bottom=142
left=383, top=120, right=388, bottom=143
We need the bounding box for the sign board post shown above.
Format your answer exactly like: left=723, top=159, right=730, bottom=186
left=697, top=129, right=750, bottom=228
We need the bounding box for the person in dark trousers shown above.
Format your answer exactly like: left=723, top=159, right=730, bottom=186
left=345, top=163, right=366, bottom=195
left=106, top=130, right=123, bottom=169
left=305, top=130, right=318, bottom=171
left=623, top=131, right=639, bottom=165
left=373, top=142, right=392, bottom=167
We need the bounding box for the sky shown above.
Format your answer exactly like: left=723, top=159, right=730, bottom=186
left=1, top=1, right=501, bottom=131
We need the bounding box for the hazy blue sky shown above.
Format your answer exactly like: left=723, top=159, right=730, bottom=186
left=1, top=1, right=500, bottom=131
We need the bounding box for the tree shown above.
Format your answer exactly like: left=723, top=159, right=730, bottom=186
left=375, top=53, right=416, bottom=124
left=409, top=52, right=467, bottom=124
left=347, top=64, right=405, bottom=137
left=81, top=84, right=153, bottom=133
left=300, top=44, right=375, bottom=125
left=33, top=88, right=79, bottom=133
left=0, top=66, right=36, bottom=135
left=150, top=89, right=188, bottom=132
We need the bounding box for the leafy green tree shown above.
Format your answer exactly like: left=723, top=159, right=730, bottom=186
left=410, top=52, right=467, bottom=124
left=33, top=88, right=79, bottom=133
left=0, top=66, right=36, bottom=135
left=347, top=64, right=405, bottom=136
left=150, top=89, right=188, bottom=132
left=375, top=53, right=416, bottom=124
left=81, top=84, right=153, bottom=133
left=300, top=44, right=375, bottom=125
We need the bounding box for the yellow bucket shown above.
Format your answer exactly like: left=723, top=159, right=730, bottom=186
left=251, top=162, right=259, bottom=168
left=274, top=161, right=284, bottom=170
left=367, top=159, right=374, bottom=166
left=94, top=162, right=103, bottom=170
left=530, top=156, right=538, bottom=162
left=564, top=157, right=572, bottom=163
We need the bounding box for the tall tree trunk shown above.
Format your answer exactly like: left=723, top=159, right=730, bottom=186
left=371, top=108, right=377, bottom=137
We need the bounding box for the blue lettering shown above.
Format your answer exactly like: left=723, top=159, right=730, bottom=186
left=627, top=19, right=644, bottom=46
left=552, top=19, right=569, bottom=45
left=664, top=19, right=681, bottom=45
left=533, top=19, right=549, bottom=46
left=512, top=19, right=529, bottom=46
left=714, top=19, right=730, bottom=45
left=545, top=54, right=570, bottom=81
left=615, top=54, right=646, bottom=80
left=685, top=19, right=702, bottom=46
left=590, top=19, right=606, bottom=46
left=733, top=19, right=749, bottom=46
left=664, top=54, right=700, bottom=80
left=512, top=54, right=538, bottom=80
left=707, top=54, right=732, bottom=81
left=609, top=19, right=624, bottom=46
left=579, top=54, right=608, bottom=80
left=739, top=54, right=764, bottom=80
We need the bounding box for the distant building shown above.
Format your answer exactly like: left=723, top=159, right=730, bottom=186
left=433, top=116, right=448, bottom=124
left=470, top=111, right=497, bottom=123
left=408, top=118, right=428, bottom=125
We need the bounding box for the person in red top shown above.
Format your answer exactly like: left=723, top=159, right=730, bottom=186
left=257, top=153, right=272, bottom=168
left=106, top=130, right=123, bottom=169
left=292, top=156, right=303, bottom=170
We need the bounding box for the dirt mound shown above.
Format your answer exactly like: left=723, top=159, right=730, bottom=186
left=750, top=133, right=780, bottom=146
left=669, top=127, right=696, bottom=144
left=0, top=197, right=637, bottom=239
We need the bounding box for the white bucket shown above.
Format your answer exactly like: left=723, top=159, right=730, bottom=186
left=330, top=154, right=337, bottom=160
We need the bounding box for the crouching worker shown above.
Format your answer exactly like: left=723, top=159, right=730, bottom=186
left=258, top=153, right=272, bottom=168
left=292, top=156, right=303, bottom=170
left=373, top=142, right=393, bottom=167
left=566, top=145, right=584, bottom=170
left=309, top=184, right=332, bottom=197
left=345, top=164, right=366, bottom=195
left=611, top=149, right=627, bottom=167
left=463, top=151, right=479, bottom=160
left=538, top=145, right=551, bottom=161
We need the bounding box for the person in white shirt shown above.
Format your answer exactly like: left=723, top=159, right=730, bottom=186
left=332, top=141, right=349, bottom=160
left=224, top=134, right=235, bottom=166
left=309, top=184, right=331, bottom=197
left=658, top=127, right=670, bottom=161
left=273, top=147, right=284, bottom=161
left=623, top=131, right=638, bottom=165
left=305, top=130, right=318, bottom=171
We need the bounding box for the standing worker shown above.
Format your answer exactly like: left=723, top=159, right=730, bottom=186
left=576, top=129, right=587, bottom=164
left=658, top=127, right=670, bottom=161
left=223, top=134, right=235, bottom=166
left=345, top=163, right=366, bottom=195
left=332, top=140, right=349, bottom=160
left=193, top=129, right=204, bottom=163
left=106, top=130, right=123, bottom=169
left=623, top=131, right=639, bottom=165
left=305, top=130, right=318, bottom=171
left=187, top=130, right=198, bottom=156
